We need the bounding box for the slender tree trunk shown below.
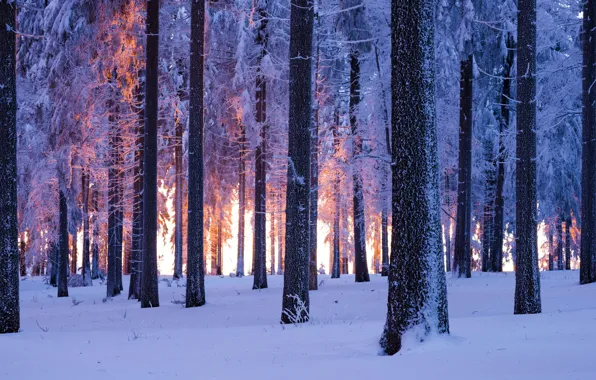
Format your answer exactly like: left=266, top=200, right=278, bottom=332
left=581, top=0, right=596, bottom=285
left=281, top=0, right=314, bottom=324
left=350, top=51, right=370, bottom=283
left=271, top=208, right=276, bottom=275
left=454, top=54, right=473, bottom=278
left=482, top=138, right=496, bottom=273
left=141, top=0, right=160, bottom=308
left=548, top=228, right=554, bottom=271
left=514, top=0, right=541, bottom=314
left=253, top=4, right=269, bottom=290
left=58, top=188, right=69, bottom=298
left=217, top=216, right=223, bottom=276
left=174, top=112, right=183, bottom=279
left=82, top=170, right=92, bottom=286
left=116, top=110, right=124, bottom=292
left=49, top=242, right=57, bottom=286
left=91, top=190, right=100, bottom=280
left=186, top=0, right=206, bottom=308
left=107, top=95, right=121, bottom=298
left=277, top=192, right=284, bottom=275
left=237, top=125, right=246, bottom=277
left=0, top=0, right=19, bottom=333
left=493, top=34, right=514, bottom=273
left=129, top=76, right=144, bottom=299
left=444, top=172, right=453, bottom=272
left=309, top=31, right=321, bottom=290
left=331, top=114, right=341, bottom=279
left=565, top=218, right=572, bottom=270
left=557, top=218, right=563, bottom=270
left=71, top=231, right=77, bottom=275
left=381, top=0, right=449, bottom=355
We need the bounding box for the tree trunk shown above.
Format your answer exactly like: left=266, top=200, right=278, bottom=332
left=454, top=54, right=473, bottom=278
left=129, top=76, right=144, bottom=299
left=277, top=192, right=284, bottom=275
left=173, top=111, right=183, bottom=279
left=548, top=228, right=554, bottom=271
left=444, top=172, right=453, bottom=272
left=271, top=207, right=276, bottom=276
left=381, top=0, right=449, bottom=355
left=58, top=188, right=69, bottom=298
left=141, top=0, right=160, bottom=308
left=0, top=0, right=19, bottom=333
left=581, top=0, right=596, bottom=285
left=82, top=170, right=92, bottom=286
left=217, top=217, right=223, bottom=276
left=281, top=0, right=313, bottom=324
left=107, top=95, right=121, bottom=298
left=482, top=138, right=496, bottom=273
left=186, top=0, right=206, bottom=308
left=71, top=231, right=77, bottom=275
left=350, top=51, right=370, bottom=283
left=493, top=33, right=514, bottom=273
left=331, top=113, right=341, bottom=279
left=49, top=242, right=58, bottom=286
left=309, top=32, right=321, bottom=290
left=514, top=0, right=541, bottom=314
left=565, top=218, right=572, bottom=270
left=91, top=190, right=100, bottom=280
left=557, top=218, right=564, bottom=270
left=116, top=110, right=124, bottom=292
left=253, top=5, right=269, bottom=290
left=237, top=125, right=246, bottom=277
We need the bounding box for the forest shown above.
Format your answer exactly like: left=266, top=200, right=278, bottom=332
left=1, top=0, right=596, bottom=377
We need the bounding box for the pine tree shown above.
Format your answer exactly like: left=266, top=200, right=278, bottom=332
left=186, top=0, right=206, bottom=308
left=81, top=169, right=92, bottom=286
left=281, top=0, right=314, bottom=324
left=0, top=0, right=19, bottom=334
left=514, top=0, right=541, bottom=314
left=381, top=0, right=449, bottom=355
left=141, top=0, right=160, bottom=308
left=237, top=124, right=246, bottom=278
left=57, top=187, right=69, bottom=298
left=581, top=0, right=596, bottom=285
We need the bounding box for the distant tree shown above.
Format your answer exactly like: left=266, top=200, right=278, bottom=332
left=91, top=190, right=100, bottom=280
left=237, top=124, right=246, bottom=278
left=581, top=0, right=596, bottom=285
left=141, top=0, right=160, bottom=308
left=186, top=0, right=206, bottom=308
left=0, top=0, right=19, bottom=334
left=81, top=169, right=92, bottom=286
left=381, top=0, right=449, bottom=355
left=281, top=0, right=314, bottom=324
left=514, top=0, right=541, bottom=314
left=57, top=187, right=69, bottom=298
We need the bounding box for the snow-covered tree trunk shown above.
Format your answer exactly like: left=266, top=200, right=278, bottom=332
left=454, top=54, right=473, bottom=279
left=581, top=0, right=596, bottom=285
left=141, top=0, right=160, bottom=308
left=186, top=0, right=206, bottom=308
left=565, top=218, right=571, bottom=270
left=309, top=22, right=321, bottom=290
left=381, top=0, right=449, bottom=355
left=0, top=0, right=19, bottom=333
left=350, top=51, right=370, bottom=283
left=556, top=219, right=563, bottom=270
left=253, top=3, right=269, bottom=290
left=514, top=0, right=542, bottom=314
left=57, top=188, right=69, bottom=298
left=237, top=125, right=246, bottom=278
left=493, top=33, right=514, bottom=273
left=173, top=111, right=183, bottom=280
left=281, top=0, right=314, bottom=324
left=81, top=170, right=92, bottom=286
left=91, top=190, right=100, bottom=280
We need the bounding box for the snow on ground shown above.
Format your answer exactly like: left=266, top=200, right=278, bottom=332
left=1, top=271, right=595, bottom=379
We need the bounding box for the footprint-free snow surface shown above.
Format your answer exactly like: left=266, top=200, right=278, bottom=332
left=1, top=272, right=595, bottom=379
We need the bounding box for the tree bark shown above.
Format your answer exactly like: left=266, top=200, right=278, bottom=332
left=309, top=29, right=321, bottom=290
left=253, top=3, right=269, bottom=290
left=141, top=0, right=160, bottom=308
left=186, top=0, right=206, bottom=308
left=565, top=218, right=572, bottom=270
left=107, top=95, right=121, bottom=298
left=237, top=125, right=246, bottom=277
left=82, top=170, right=92, bottom=286
left=581, top=0, right=596, bottom=285
left=57, top=188, right=69, bottom=298
left=350, top=51, right=370, bottom=283
left=514, top=0, right=542, bottom=314
left=331, top=113, right=341, bottom=279
left=173, top=109, right=183, bottom=279
left=0, top=0, right=19, bottom=333
left=482, top=138, right=496, bottom=273
left=454, top=54, right=473, bottom=278
left=557, top=218, right=564, bottom=270
left=91, top=190, right=100, bottom=280
left=548, top=228, right=554, bottom=271
left=381, top=0, right=449, bottom=355
left=49, top=242, right=58, bottom=286
left=281, top=0, right=313, bottom=324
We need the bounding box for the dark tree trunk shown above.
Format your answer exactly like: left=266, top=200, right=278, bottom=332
left=350, top=51, right=370, bottom=283
left=381, top=0, right=449, bottom=355
left=116, top=113, right=124, bottom=292
left=331, top=118, right=341, bottom=280
left=271, top=208, right=276, bottom=275
left=493, top=34, right=514, bottom=273
left=58, top=189, right=69, bottom=298
left=237, top=125, right=246, bottom=277
left=141, top=0, right=160, bottom=308
left=548, top=228, right=554, bottom=271
left=173, top=110, right=183, bottom=280
left=277, top=193, right=284, bottom=275
left=514, top=0, right=541, bottom=314
left=565, top=218, right=572, bottom=270
left=453, top=54, right=473, bottom=278
left=129, top=76, right=144, bottom=299
left=82, top=170, right=92, bottom=286
left=186, top=0, right=206, bottom=308
left=253, top=5, right=269, bottom=290
left=210, top=222, right=217, bottom=274
left=0, top=0, right=19, bottom=333
left=71, top=232, right=77, bottom=275
left=482, top=138, right=496, bottom=273
left=444, top=172, right=453, bottom=272
left=49, top=242, right=57, bottom=286
left=581, top=0, right=596, bottom=285
left=19, top=241, right=26, bottom=277
left=217, top=217, right=223, bottom=276
left=91, top=190, right=100, bottom=280
left=557, top=218, right=563, bottom=270
left=309, top=37, right=320, bottom=291
left=281, top=0, right=313, bottom=324
left=107, top=97, right=121, bottom=298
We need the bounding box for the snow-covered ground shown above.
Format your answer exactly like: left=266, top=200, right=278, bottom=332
left=1, top=271, right=595, bottom=379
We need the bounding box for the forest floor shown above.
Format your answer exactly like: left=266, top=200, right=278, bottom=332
left=1, top=271, right=595, bottom=379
